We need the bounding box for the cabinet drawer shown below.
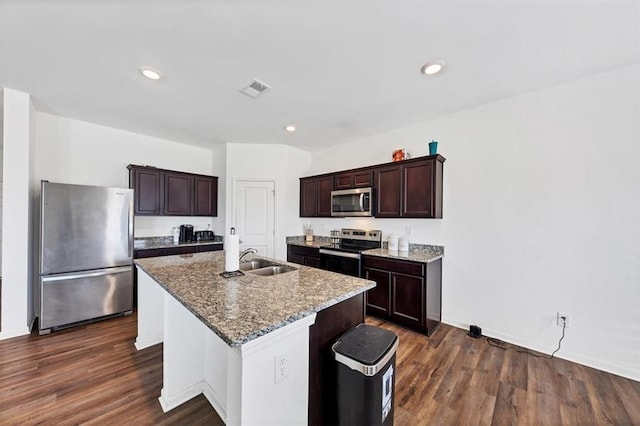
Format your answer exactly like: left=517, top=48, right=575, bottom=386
left=166, top=246, right=197, bottom=256
left=134, top=248, right=168, bottom=258
left=288, top=253, right=305, bottom=265
left=197, top=244, right=222, bottom=252
left=362, top=255, right=425, bottom=276
left=287, top=244, right=321, bottom=258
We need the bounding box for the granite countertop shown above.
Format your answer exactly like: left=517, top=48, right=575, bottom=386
left=362, top=245, right=444, bottom=264
left=134, top=251, right=375, bottom=347
left=286, top=235, right=444, bottom=264
left=134, top=235, right=224, bottom=250
left=285, top=236, right=334, bottom=249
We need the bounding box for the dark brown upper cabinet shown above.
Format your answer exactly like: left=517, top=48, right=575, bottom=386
left=373, top=164, right=402, bottom=217
left=374, top=155, right=445, bottom=218
left=164, top=171, right=192, bottom=216
left=299, top=154, right=444, bottom=219
left=130, top=167, right=163, bottom=215
left=128, top=165, right=218, bottom=217
left=402, top=158, right=443, bottom=218
left=334, top=170, right=373, bottom=190
left=193, top=175, right=218, bottom=217
left=300, top=175, right=333, bottom=217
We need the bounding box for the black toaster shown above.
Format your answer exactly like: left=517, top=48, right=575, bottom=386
left=194, top=230, right=215, bottom=242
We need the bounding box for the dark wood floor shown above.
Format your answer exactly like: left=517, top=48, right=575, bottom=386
left=0, top=313, right=638, bottom=425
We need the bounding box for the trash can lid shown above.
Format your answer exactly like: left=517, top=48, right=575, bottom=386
left=333, top=324, right=398, bottom=366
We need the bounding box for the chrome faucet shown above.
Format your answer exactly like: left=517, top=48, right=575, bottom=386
left=239, top=248, right=258, bottom=262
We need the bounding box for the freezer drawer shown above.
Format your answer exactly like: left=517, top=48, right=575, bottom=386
left=39, top=266, right=133, bottom=331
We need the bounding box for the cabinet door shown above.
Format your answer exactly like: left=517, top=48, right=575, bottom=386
left=164, top=172, right=192, bottom=215
left=402, top=159, right=434, bottom=218
left=374, top=164, right=402, bottom=217
left=165, top=245, right=197, bottom=256
left=364, top=268, right=391, bottom=316
left=335, top=170, right=372, bottom=189
left=197, top=244, right=222, bottom=252
left=131, top=167, right=163, bottom=215
left=133, top=248, right=168, bottom=258
left=288, top=254, right=305, bottom=265
left=300, top=178, right=318, bottom=217
left=334, top=173, right=353, bottom=190
left=193, top=175, right=218, bottom=216
left=304, top=256, right=321, bottom=268
left=317, top=176, right=334, bottom=217
left=353, top=170, right=373, bottom=187
left=391, top=273, right=424, bottom=328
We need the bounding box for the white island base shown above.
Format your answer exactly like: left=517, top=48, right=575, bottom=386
left=135, top=269, right=317, bottom=425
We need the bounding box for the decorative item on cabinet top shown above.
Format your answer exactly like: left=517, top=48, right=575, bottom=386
left=392, top=148, right=411, bottom=162
left=428, top=140, right=438, bottom=155
left=127, top=164, right=218, bottom=217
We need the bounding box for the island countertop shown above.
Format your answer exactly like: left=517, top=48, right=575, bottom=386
left=134, top=251, right=375, bottom=347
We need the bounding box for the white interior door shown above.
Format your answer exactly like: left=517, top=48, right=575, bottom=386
left=234, top=180, right=275, bottom=257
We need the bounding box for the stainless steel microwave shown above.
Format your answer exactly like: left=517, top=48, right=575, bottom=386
left=331, top=187, right=373, bottom=217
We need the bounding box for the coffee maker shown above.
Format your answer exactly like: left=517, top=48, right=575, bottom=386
left=179, top=224, right=194, bottom=243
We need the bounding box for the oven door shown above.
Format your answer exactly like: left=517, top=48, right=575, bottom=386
left=319, top=249, right=361, bottom=277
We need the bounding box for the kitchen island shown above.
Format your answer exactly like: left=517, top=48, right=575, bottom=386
left=134, top=251, right=375, bottom=425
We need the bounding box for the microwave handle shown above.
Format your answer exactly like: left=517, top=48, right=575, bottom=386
left=359, top=193, right=365, bottom=211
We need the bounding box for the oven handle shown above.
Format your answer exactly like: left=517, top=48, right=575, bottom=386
left=319, top=249, right=361, bottom=259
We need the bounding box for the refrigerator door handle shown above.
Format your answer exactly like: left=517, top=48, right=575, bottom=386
left=128, top=220, right=133, bottom=258
left=42, top=266, right=132, bottom=282
left=128, top=205, right=134, bottom=258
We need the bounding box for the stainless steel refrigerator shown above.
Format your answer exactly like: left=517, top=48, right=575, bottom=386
left=37, top=181, right=134, bottom=334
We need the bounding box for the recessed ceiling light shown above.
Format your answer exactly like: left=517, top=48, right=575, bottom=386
left=284, top=124, right=296, bottom=132
left=139, top=66, right=162, bottom=80
left=421, top=60, right=445, bottom=76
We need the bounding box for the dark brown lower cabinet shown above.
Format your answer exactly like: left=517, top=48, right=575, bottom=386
left=308, top=293, right=364, bottom=426
left=134, top=244, right=222, bottom=259
left=362, top=255, right=442, bottom=335
left=363, top=268, right=391, bottom=316
left=286, top=244, right=321, bottom=268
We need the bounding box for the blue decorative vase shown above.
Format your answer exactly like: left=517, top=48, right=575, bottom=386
left=429, top=140, right=438, bottom=155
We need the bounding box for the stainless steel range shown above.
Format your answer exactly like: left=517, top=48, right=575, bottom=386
left=319, top=228, right=382, bottom=277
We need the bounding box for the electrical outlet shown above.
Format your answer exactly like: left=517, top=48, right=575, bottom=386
left=405, top=226, right=412, bottom=236
left=557, top=312, right=570, bottom=328
left=274, top=353, right=288, bottom=383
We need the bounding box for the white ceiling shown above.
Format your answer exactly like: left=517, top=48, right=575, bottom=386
left=0, top=1, right=638, bottom=152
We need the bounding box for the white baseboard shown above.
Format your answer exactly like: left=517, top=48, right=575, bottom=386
left=202, top=381, right=227, bottom=423
left=134, top=334, right=163, bottom=351
left=159, top=382, right=203, bottom=413
left=442, top=318, right=640, bottom=382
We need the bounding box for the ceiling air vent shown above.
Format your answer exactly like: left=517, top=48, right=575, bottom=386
left=239, top=79, right=271, bottom=98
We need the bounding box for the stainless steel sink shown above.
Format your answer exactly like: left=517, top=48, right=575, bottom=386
left=239, top=259, right=278, bottom=271
left=238, top=258, right=298, bottom=276
left=250, top=265, right=297, bottom=276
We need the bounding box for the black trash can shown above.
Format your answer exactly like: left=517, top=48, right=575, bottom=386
left=332, top=324, right=399, bottom=426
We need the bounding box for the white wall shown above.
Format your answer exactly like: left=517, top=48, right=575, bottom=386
left=34, top=113, right=224, bottom=237
left=305, top=64, right=640, bottom=381
left=212, top=144, right=227, bottom=231
left=0, top=89, right=34, bottom=338
left=224, top=143, right=311, bottom=261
